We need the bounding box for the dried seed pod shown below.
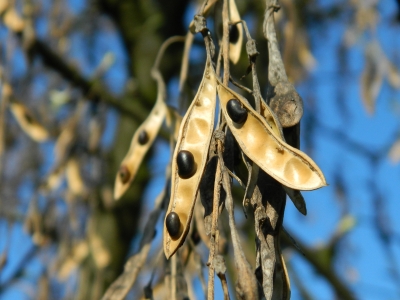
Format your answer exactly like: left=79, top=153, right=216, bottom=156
left=217, top=81, right=326, bottom=191
left=114, top=99, right=166, bottom=200
left=165, top=212, right=181, bottom=238
left=177, top=150, right=196, bottom=178
left=66, top=158, right=85, bottom=196
left=164, top=58, right=217, bottom=259
left=215, top=0, right=243, bottom=64
left=228, top=0, right=243, bottom=64
left=265, top=1, right=303, bottom=127
left=9, top=102, right=49, bottom=142
left=227, top=99, right=248, bottom=124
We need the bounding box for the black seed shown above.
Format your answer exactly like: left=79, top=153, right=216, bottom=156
left=24, top=112, right=34, bottom=124
left=177, top=150, right=196, bottom=178
left=227, top=99, right=247, bottom=124
left=118, top=165, right=130, bottom=184
left=166, top=212, right=181, bottom=238
left=138, top=130, right=149, bottom=145
left=229, top=24, right=240, bottom=44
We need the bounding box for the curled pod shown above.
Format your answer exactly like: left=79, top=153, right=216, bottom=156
left=228, top=0, right=243, bottom=64
left=217, top=80, right=327, bottom=191
left=114, top=97, right=166, bottom=200
left=164, top=57, right=217, bottom=259
left=9, top=102, right=49, bottom=142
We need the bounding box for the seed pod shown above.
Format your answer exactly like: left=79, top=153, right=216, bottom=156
left=214, top=0, right=243, bottom=64
left=114, top=98, right=166, bottom=200
left=228, top=0, right=243, bottom=64
left=227, top=99, right=248, bottom=124
left=177, top=150, right=196, bottom=178
left=217, top=80, right=327, bottom=191
left=164, top=58, right=217, bottom=259
left=165, top=212, right=181, bottom=238
left=9, top=102, right=49, bottom=142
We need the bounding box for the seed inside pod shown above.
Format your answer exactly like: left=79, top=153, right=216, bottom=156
left=227, top=99, right=247, bottom=124
left=166, top=212, right=181, bottom=238
left=24, top=112, right=34, bottom=124
left=177, top=150, right=196, bottom=178
left=229, top=24, right=239, bottom=44
left=138, top=130, right=149, bottom=145
left=118, top=165, right=131, bottom=184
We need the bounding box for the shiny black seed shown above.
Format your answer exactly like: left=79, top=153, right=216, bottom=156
left=118, top=165, right=131, bottom=184
left=177, top=150, right=196, bottom=178
left=166, top=212, right=181, bottom=238
left=229, top=24, right=240, bottom=44
left=24, top=112, right=34, bottom=124
left=138, top=130, right=149, bottom=145
left=227, top=99, right=247, bottom=124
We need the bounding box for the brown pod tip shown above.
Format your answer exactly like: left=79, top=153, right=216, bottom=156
left=166, top=212, right=181, bottom=238
left=227, top=99, right=247, bottom=124
left=118, top=165, right=131, bottom=184
left=177, top=150, right=196, bottom=178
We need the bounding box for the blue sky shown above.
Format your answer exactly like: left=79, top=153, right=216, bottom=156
left=1, top=0, right=400, bottom=299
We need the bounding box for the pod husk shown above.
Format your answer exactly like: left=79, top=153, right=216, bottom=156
left=217, top=81, right=326, bottom=191
left=228, top=0, right=243, bottom=64
left=114, top=99, right=166, bottom=200
left=164, top=59, right=217, bottom=259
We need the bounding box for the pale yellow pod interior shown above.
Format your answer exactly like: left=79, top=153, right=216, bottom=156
left=164, top=61, right=217, bottom=259
left=114, top=99, right=167, bottom=200
left=228, top=0, right=243, bottom=64
left=217, top=82, right=326, bottom=191
left=10, top=102, right=50, bottom=142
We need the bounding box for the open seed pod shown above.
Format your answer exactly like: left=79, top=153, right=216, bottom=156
left=215, top=0, right=243, bottom=64
left=114, top=99, right=167, bottom=200
left=228, top=0, right=243, bottom=64
left=164, top=58, right=217, bottom=259
left=217, top=81, right=327, bottom=191
left=9, top=102, right=49, bottom=142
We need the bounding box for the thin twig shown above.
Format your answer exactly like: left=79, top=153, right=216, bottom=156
left=222, top=0, right=230, bottom=85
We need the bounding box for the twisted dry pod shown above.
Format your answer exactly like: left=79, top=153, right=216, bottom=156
left=217, top=81, right=326, bottom=191
left=114, top=98, right=167, bottom=200
left=9, top=102, right=49, bottom=142
left=164, top=58, right=217, bottom=259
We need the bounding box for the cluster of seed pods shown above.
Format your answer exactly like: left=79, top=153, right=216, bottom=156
left=163, top=46, right=326, bottom=259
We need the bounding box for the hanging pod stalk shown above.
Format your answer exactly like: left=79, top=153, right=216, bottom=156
left=217, top=81, right=327, bottom=191
left=163, top=57, right=217, bottom=259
